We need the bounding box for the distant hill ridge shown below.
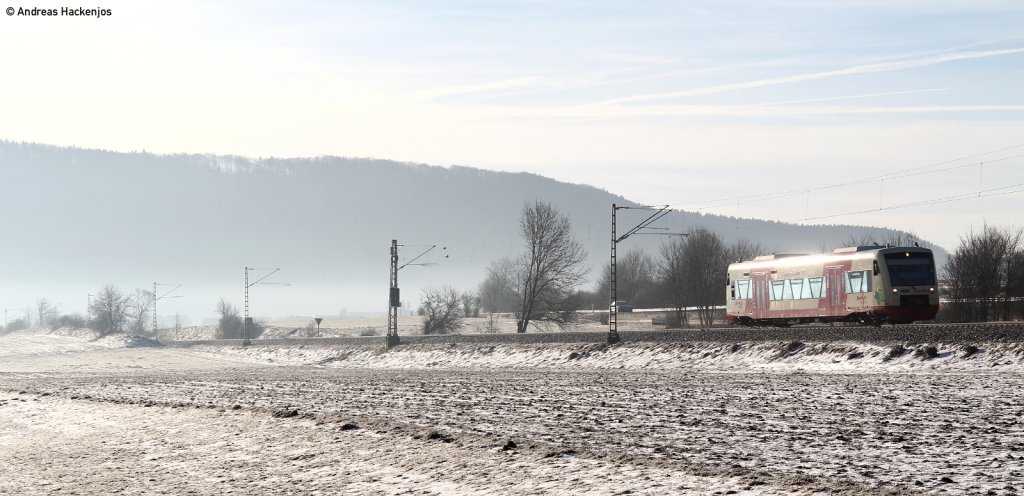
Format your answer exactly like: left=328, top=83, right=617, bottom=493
left=0, top=141, right=939, bottom=315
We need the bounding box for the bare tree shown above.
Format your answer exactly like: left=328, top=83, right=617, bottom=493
left=658, top=236, right=690, bottom=327
left=215, top=298, right=243, bottom=339
left=942, top=225, right=1023, bottom=322
left=1009, top=249, right=1024, bottom=320
left=597, top=248, right=656, bottom=308
left=684, top=228, right=729, bottom=327
left=727, top=238, right=763, bottom=264
left=35, top=298, right=57, bottom=328
left=460, top=290, right=481, bottom=318
left=657, top=228, right=732, bottom=328
left=126, top=289, right=154, bottom=334
left=90, top=285, right=130, bottom=335
left=478, top=257, right=519, bottom=314
left=421, top=286, right=464, bottom=334
left=514, top=201, right=589, bottom=332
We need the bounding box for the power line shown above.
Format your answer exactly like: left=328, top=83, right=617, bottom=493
left=687, top=153, right=1020, bottom=213
left=669, top=143, right=1024, bottom=212
left=793, top=182, right=1024, bottom=223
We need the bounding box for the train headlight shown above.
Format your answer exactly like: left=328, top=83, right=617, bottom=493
left=892, top=288, right=898, bottom=294
left=929, top=287, right=935, bottom=292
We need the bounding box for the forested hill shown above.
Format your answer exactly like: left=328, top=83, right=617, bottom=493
left=0, top=141, right=938, bottom=316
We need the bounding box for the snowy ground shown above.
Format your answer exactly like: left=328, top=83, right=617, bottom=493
left=2, top=327, right=1023, bottom=494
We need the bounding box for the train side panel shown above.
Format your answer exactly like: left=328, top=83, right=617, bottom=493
left=727, top=247, right=938, bottom=325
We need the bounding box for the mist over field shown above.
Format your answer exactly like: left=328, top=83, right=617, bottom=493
left=0, top=141, right=934, bottom=322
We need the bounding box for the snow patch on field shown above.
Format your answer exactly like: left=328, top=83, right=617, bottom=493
left=0, top=328, right=157, bottom=357
left=195, top=340, right=1024, bottom=373
left=5, top=327, right=1024, bottom=374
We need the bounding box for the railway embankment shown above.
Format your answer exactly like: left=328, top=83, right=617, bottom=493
left=164, top=322, right=1024, bottom=348
left=166, top=323, right=1024, bottom=372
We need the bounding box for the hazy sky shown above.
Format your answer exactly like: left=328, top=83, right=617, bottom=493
left=1, top=1, right=1022, bottom=250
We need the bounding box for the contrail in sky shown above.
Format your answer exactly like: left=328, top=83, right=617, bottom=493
left=591, top=48, right=1024, bottom=106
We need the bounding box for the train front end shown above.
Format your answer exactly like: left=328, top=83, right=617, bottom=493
left=872, top=247, right=940, bottom=323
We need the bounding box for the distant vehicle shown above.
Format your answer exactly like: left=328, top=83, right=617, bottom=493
left=613, top=300, right=633, bottom=312
left=726, top=246, right=939, bottom=326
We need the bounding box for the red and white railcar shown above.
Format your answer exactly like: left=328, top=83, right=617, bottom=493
left=726, top=246, right=939, bottom=326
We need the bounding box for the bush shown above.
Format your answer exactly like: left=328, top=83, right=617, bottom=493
left=3, top=318, right=28, bottom=333
left=215, top=299, right=264, bottom=339
left=421, top=286, right=464, bottom=335
left=54, top=313, right=87, bottom=328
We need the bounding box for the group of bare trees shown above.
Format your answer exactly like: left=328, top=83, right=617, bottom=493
left=473, top=202, right=590, bottom=333
left=659, top=229, right=732, bottom=327
left=469, top=201, right=772, bottom=331
left=942, top=225, right=1024, bottom=322
left=89, top=286, right=151, bottom=335
left=1, top=286, right=192, bottom=337
left=0, top=299, right=86, bottom=335
left=77, top=286, right=155, bottom=336
left=587, top=230, right=763, bottom=328
left=0, top=286, right=152, bottom=336
left=470, top=201, right=774, bottom=331
left=416, top=287, right=481, bottom=334
left=595, top=249, right=656, bottom=308
left=420, top=201, right=585, bottom=335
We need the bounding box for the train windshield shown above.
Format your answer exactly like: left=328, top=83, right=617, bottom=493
left=884, top=252, right=936, bottom=286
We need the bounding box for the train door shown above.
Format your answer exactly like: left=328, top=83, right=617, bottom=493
left=751, top=272, right=769, bottom=320
left=826, top=266, right=844, bottom=317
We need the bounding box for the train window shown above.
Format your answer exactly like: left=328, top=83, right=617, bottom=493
left=736, top=280, right=751, bottom=299
left=770, top=281, right=785, bottom=301
left=844, top=270, right=872, bottom=293
left=791, top=279, right=804, bottom=299
left=844, top=272, right=856, bottom=293
left=884, top=252, right=936, bottom=286
left=808, top=277, right=824, bottom=298
left=782, top=280, right=794, bottom=300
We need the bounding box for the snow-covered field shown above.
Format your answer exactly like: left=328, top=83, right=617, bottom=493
left=2, top=327, right=1023, bottom=494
